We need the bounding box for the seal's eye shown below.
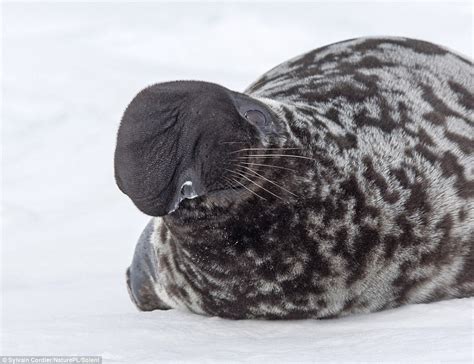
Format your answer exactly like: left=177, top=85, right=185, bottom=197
left=244, top=109, right=267, bottom=126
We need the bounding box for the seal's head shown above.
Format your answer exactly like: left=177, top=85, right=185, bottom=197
left=114, top=81, right=284, bottom=217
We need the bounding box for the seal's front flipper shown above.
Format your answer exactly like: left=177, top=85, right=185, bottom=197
left=126, top=219, right=171, bottom=311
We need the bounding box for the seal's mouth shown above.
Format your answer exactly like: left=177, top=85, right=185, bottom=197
left=166, top=146, right=257, bottom=214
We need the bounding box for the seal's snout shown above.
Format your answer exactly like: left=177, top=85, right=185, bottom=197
left=114, top=80, right=281, bottom=216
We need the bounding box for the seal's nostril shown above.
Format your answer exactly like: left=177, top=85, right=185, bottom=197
left=180, top=181, right=198, bottom=200
left=181, top=182, right=193, bottom=197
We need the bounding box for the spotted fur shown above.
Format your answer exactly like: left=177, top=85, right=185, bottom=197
left=126, top=37, right=473, bottom=319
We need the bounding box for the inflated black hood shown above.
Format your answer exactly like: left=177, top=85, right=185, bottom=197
left=114, top=81, right=280, bottom=216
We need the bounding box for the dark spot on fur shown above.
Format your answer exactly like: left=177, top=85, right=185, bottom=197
left=333, top=228, right=354, bottom=265
left=438, top=152, right=473, bottom=197
left=421, top=84, right=464, bottom=125
left=347, top=225, right=380, bottom=284
left=457, top=180, right=474, bottom=198
left=436, top=213, right=453, bottom=239
left=390, top=168, right=410, bottom=189
left=440, top=151, right=463, bottom=178
left=342, top=298, right=357, bottom=312
left=417, top=128, right=435, bottom=146
left=383, top=234, right=399, bottom=260
left=414, top=144, right=438, bottom=165
left=354, top=100, right=399, bottom=133
left=356, top=56, right=396, bottom=69
left=444, top=130, right=474, bottom=154
left=454, top=234, right=474, bottom=291
left=396, top=215, right=418, bottom=247
left=317, top=299, right=328, bottom=309
left=330, top=132, right=358, bottom=151
left=303, top=82, right=375, bottom=104
left=340, top=175, right=379, bottom=224
left=363, top=157, right=400, bottom=203
left=423, top=111, right=445, bottom=125
left=394, top=261, right=429, bottom=304
left=448, top=80, right=474, bottom=110
left=324, top=107, right=343, bottom=128
left=405, top=181, right=431, bottom=224
left=159, top=255, right=171, bottom=272
left=353, top=38, right=447, bottom=56
left=397, top=101, right=412, bottom=126
left=159, top=223, right=168, bottom=243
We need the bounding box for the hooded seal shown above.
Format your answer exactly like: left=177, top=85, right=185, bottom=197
left=115, top=37, right=473, bottom=319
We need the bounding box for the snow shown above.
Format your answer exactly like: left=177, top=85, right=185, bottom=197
left=1, top=2, right=473, bottom=363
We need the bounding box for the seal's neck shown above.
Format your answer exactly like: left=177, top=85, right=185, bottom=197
left=162, top=196, right=235, bottom=240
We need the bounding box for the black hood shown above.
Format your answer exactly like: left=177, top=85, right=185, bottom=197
left=114, top=81, right=281, bottom=216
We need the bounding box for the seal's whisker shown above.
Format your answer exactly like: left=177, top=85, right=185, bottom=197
left=236, top=166, right=298, bottom=197
left=226, top=169, right=284, bottom=201
left=238, top=161, right=297, bottom=172
left=227, top=168, right=283, bottom=201
left=219, top=141, right=248, bottom=145
left=223, top=175, right=267, bottom=201
left=221, top=174, right=236, bottom=187
left=237, top=154, right=316, bottom=161
left=230, top=148, right=303, bottom=154
left=222, top=176, right=240, bottom=192
left=224, top=167, right=255, bottom=181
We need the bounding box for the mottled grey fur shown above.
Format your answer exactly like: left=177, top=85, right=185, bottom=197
left=124, top=37, right=473, bottom=319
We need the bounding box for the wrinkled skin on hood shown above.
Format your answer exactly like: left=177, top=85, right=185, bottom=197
left=114, top=81, right=285, bottom=217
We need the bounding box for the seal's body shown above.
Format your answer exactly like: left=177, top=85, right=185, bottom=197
left=116, top=37, right=473, bottom=319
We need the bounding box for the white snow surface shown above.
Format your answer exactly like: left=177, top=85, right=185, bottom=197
left=2, top=2, right=473, bottom=363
